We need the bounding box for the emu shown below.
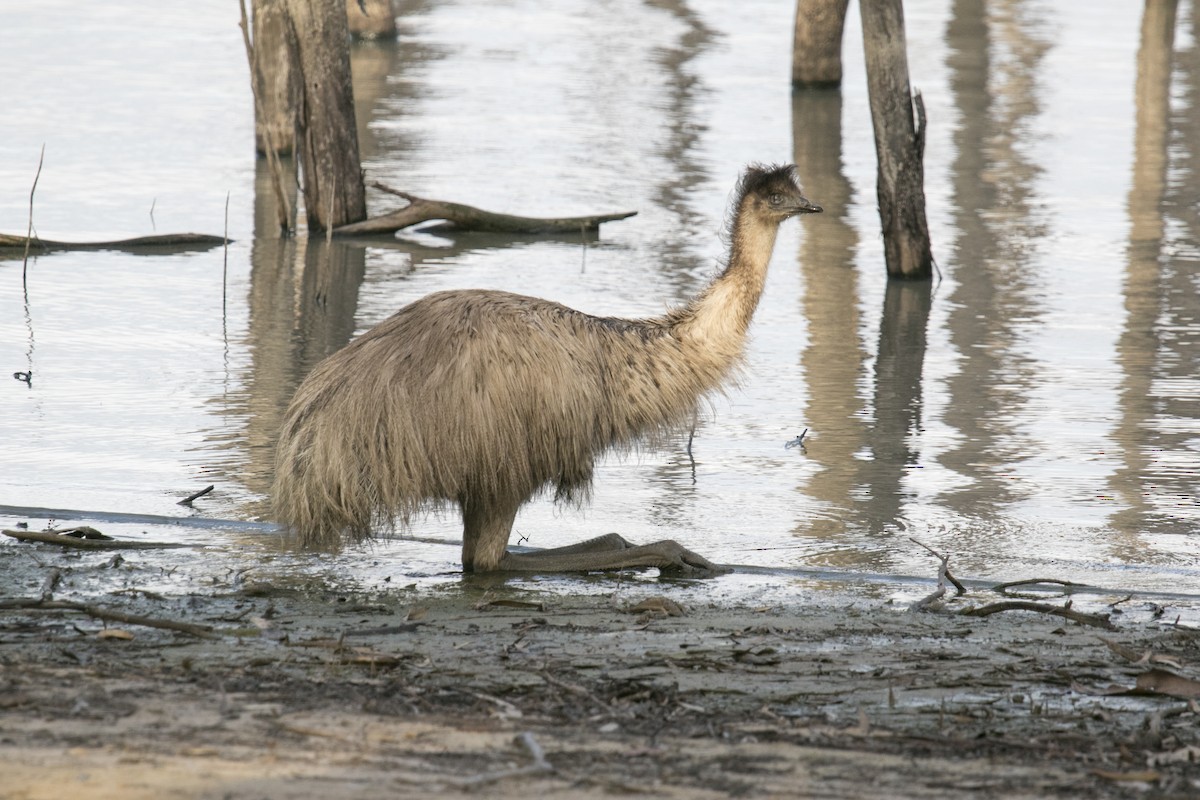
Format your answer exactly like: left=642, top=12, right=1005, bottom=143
left=273, top=163, right=821, bottom=575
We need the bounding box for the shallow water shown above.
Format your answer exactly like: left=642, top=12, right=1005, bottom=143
left=1, top=0, right=1198, bottom=600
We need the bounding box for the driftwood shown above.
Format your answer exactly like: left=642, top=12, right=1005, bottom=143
left=960, top=600, right=1116, bottom=631
left=332, top=182, right=637, bottom=237
left=3, top=528, right=190, bottom=550
left=0, top=232, right=228, bottom=255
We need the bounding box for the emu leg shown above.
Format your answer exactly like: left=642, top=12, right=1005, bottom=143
left=460, top=498, right=519, bottom=573
left=499, top=534, right=729, bottom=577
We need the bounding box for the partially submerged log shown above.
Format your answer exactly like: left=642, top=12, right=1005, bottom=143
left=333, top=183, right=637, bottom=237
left=0, top=232, right=228, bottom=256
left=3, top=528, right=190, bottom=550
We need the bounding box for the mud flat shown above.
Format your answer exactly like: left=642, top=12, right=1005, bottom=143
left=1, top=534, right=1199, bottom=799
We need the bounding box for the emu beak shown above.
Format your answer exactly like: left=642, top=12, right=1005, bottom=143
left=795, top=196, right=822, bottom=215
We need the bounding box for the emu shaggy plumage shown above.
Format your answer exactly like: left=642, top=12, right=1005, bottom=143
left=273, top=164, right=821, bottom=574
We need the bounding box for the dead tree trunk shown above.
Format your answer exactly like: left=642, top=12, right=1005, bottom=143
left=861, top=0, right=933, bottom=280
left=284, top=0, right=367, bottom=231
left=792, top=0, right=850, bottom=88
left=251, top=0, right=297, bottom=156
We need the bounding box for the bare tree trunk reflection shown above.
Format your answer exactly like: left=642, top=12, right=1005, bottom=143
left=790, top=87, right=872, bottom=565
left=1111, top=0, right=1180, bottom=540
left=232, top=156, right=366, bottom=516
left=349, top=34, right=401, bottom=164
left=939, top=0, right=1049, bottom=527
left=863, top=279, right=931, bottom=531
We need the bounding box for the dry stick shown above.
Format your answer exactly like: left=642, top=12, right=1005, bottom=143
left=21, top=144, right=45, bottom=288
left=222, top=192, right=230, bottom=318
left=909, top=538, right=966, bottom=610
left=179, top=484, right=215, bottom=506
left=0, top=598, right=219, bottom=639
left=960, top=600, right=1116, bottom=631
left=455, top=731, right=554, bottom=788
left=238, top=0, right=291, bottom=233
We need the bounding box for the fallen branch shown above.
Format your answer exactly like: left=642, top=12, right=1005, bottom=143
left=3, top=528, right=190, bottom=550
left=959, top=600, right=1115, bottom=630
left=332, top=183, right=637, bottom=236
left=0, top=598, right=218, bottom=639
left=0, top=232, right=229, bottom=256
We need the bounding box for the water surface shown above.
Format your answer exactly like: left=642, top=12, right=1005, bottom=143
left=1, top=0, right=1197, bottom=603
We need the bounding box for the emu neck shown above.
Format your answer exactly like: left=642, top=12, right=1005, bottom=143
left=675, top=201, right=780, bottom=351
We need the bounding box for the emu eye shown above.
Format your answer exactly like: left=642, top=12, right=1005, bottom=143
left=768, top=193, right=784, bottom=205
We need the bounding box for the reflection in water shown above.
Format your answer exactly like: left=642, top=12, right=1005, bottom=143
left=10, top=1, right=1198, bottom=593
left=938, top=0, right=1050, bottom=527
left=864, top=280, right=931, bottom=536
left=225, top=155, right=367, bottom=514
left=789, top=87, right=873, bottom=566
left=1112, top=0, right=1200, bottom=543
left=642, top=0, right=719, bottom=291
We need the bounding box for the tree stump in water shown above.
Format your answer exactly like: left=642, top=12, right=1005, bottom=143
left=282, top=0, right=368, bottom=231
left=861, top=0, right=934, bottom=280
left=250, top=0, right=297, bottom=157
left=791, top=0, right=850, bottom=88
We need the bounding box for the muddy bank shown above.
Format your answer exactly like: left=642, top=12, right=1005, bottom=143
left=1, top=537, right=1199, bottom=799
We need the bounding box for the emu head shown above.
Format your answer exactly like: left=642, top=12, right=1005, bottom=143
left=737, top=164, right=822, bottom=222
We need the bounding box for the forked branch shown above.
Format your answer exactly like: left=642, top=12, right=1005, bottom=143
left=332, top=182, right=637, bottom=236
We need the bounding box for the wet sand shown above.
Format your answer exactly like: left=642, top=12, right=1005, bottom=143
left=2, top=536, right=1198, bottom=799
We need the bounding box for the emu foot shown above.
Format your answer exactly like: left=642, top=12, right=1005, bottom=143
left=640, top=540, right=730, bottom=578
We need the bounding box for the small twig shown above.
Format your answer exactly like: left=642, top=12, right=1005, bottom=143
left=22, top=144, right=45, bottom=287
left=369, top=182, right=418, bottom=202
left=909, top=538, right=965, bottom=610
left=0, top=598, right=219, bottom=639
left=537, top=669, right=621, bottom=717
left=179, top=484, right=215, bottom=506
left=960, top=600, right=1115, bottom=630
left=339, top=622, right=423, bottom=637
left=109, top=587, right=168, bottom=602
left=516, top=731, right=552, bottom=771
left=222, top=192, right=230, bottom=318
left=454, top=730, right=554, bottom=788
left=784, top=428, right=808, bottom=450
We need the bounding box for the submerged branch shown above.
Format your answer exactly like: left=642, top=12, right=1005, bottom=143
left=332, top=182, right=637, bottom=236
left=3, top=528, right=190, bottom=550
left=0, top=232, right=229, bottom=256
